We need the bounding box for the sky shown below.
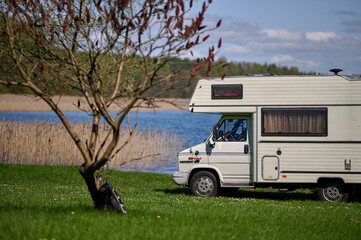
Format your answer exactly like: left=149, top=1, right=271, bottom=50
left=188, top=0, right=361, bottom=75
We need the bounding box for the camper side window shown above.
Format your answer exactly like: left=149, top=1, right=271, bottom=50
left=262, top=108, right=327, bottom=136
left=212, top=84, right=243, bottom=99
left=216, top=119, right=247, bottom=141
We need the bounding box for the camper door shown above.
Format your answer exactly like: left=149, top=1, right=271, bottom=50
left=209, top=116, right=251, bottom=185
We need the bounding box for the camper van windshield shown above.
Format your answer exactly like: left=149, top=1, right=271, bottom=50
left=216, top=119, right=247, bottom=141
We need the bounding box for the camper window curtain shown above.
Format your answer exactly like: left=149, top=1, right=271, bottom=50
left=262, top=108, right=327, bottom=136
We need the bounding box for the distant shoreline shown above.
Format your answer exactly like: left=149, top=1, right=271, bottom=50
left=0, top=94, right=189, bottom=112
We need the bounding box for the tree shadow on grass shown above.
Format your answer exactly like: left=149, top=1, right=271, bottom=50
left=157, top=187, right=361, bottom=202
left=153, top=187, right=192, bottom=196
left=155, top=187, right=318, bottom=201
left=222, top=189, right=318, bottom=201
left=232, top=189, right=361, bottom=203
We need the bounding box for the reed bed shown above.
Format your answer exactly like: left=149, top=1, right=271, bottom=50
left=0, top=119, right=183, bottom=170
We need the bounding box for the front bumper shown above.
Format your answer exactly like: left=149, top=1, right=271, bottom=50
left=172, top=171, right=189, bottom=186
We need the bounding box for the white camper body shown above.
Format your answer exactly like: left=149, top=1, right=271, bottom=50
left=172, top=74, right=361, bottom=202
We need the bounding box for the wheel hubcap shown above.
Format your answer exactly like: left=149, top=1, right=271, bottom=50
left=323, top=183, right=343, bottom=201
left=196, top=176, right=213, bottom=195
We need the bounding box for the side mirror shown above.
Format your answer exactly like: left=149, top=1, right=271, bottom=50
left=212, top=125, right=217, bottom=142
left=208, top=125, right=217, bottom=148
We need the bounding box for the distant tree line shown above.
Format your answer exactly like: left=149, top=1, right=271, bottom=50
left=145, top=56, right=311, bottom=98
left=0, top=51, right=310, bottom=98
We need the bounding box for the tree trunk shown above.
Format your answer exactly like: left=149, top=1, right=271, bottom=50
left=79, top=165, right=104, bottom=208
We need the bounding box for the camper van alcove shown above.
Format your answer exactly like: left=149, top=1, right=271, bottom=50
left=173, top=72, right=361, bottom=202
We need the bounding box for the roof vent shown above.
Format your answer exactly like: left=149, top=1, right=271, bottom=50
left=329, top=68, right=343, bottom=75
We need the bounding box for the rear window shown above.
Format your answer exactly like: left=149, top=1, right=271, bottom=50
left=211, top=84, right=243, bottom=99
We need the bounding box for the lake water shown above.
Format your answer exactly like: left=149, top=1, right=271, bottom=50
left=0, top=111, right=221, bottom=174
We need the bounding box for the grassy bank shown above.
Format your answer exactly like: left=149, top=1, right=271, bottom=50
left=0, top=164, right=360, bottom=240
left=0, top=120, right=182, bottom=170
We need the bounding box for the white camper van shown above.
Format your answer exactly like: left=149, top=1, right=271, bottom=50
left=173, top=70, right=361, bottom=202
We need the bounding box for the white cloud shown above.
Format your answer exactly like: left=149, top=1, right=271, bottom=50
left=271, top=55, right=294, bottom=63
left=261, top=29, right=303, bottom=41
left=209, top=18, right=263, bottom=43
left=253, top=41, right=304, bottom=51
left=341, top=17, right=361, bottom=33
left=304, top=60, right=321, bottom=69
left=306, top=32, right=338, bottom=42
left=190, top=14, right=361, bottom=73
left=181, top=50, right=206, bottom=60
left=223, top=45, right=249, bottom=54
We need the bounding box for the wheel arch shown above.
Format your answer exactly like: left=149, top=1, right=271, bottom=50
left=317, top=177, right=345, bottom=186
left=317, top=178, right=349, bottom=202
left=188, top=167, right=222, bottom=187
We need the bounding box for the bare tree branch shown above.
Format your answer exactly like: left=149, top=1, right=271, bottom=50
left=119, top=153, right=161, bottom=167
left=0, top=0, right=222, bottom=209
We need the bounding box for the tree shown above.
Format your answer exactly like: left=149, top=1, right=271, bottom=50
left=0, top=0, right=221, bottom=209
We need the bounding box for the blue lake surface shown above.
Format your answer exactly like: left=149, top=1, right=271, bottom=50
left=0, top=110, right=221, bottom=174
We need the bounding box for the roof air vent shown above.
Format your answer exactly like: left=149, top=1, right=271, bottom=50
left=329, top=68, right=343, bottom=75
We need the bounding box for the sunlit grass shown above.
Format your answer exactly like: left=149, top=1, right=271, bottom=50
left=1, top=164, right=360, bottom=240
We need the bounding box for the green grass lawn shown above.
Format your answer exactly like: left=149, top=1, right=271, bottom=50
left=0, top=164, right=360, bottom=240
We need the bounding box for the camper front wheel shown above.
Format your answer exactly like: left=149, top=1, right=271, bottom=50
left=317, top=181, right=349, bottom=202
left=190, top=171, right=218, bottom=197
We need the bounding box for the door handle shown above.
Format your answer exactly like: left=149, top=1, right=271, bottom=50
left=244, top=144, right=249, bottom=154
left=345, top=159, right=351, bottom=170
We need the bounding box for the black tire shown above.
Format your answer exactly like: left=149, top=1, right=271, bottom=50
left=317, top=181, right=349, bottom=202
left=190, top=171, right=218, bottom=197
